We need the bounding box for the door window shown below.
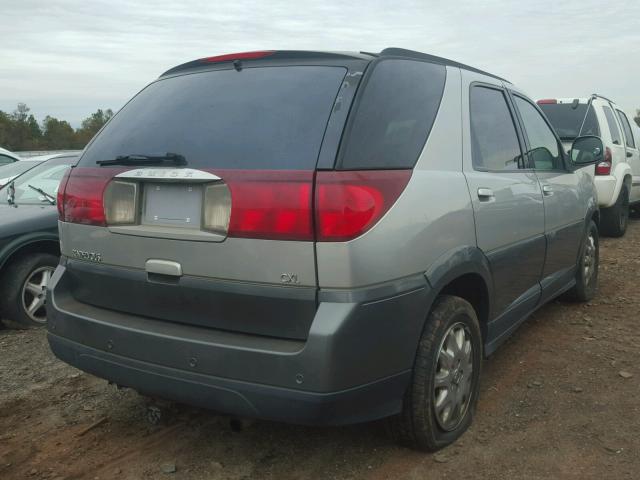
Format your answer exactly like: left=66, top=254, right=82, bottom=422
left=616, top=110, right=636, bottom=149
left=514, top=96, right=562, bottom=171
left=470, top=86, right=525, bottom=171
left=603, top=106, right=622, bottom=145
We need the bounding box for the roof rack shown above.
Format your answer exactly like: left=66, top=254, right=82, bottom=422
left=590, top=93, right=616, bottom=105
left=379, top=48, right=510, bottom=83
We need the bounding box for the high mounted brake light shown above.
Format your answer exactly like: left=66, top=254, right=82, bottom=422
left=202, top=51, right=275, bottom=63
left=537, top=99, right=557, bottom=105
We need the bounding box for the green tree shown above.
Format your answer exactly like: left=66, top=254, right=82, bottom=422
left=7, top=103, right=42, bottom=150
left=0, top=103, right=114, bottom=151
left=42, top=116, right=76, bottom=150
left=0, top=110, right=11, bottom=148
left=75, top=108, right=114, bottom=148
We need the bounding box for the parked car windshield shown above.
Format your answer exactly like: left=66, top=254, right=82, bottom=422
left=78, top=66, right=348, bottom=170
left=538, top=103, right=600, bottom=139
left=0, top=161, right=44, bottom=187
left=7, top=156, right=78, bottom=205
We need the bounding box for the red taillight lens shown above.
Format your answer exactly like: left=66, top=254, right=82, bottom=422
left=315, top=170, right=412, bottom=241
left=537, top=99, right=558, bottom=104
left=595, top=147, right=612, bottom=175
left=202, top=51, right=275, bottom=63
left=215, top=170, right=314, bottom=241
left=59, top=166, right=411, bottom=242
left=57, top=168, right=72, bottom=220
left=60, top=168, right=116, bottom=226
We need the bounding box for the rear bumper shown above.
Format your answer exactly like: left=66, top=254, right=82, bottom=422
left=47, top=262, right=432, bottom=425
left=48, top=334, right=411, bottom=425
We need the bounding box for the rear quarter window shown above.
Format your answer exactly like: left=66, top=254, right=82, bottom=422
left=616, top=109, right=636, bottom=149
left=337, top=59, right=446, bottom=169
left=602, top=105, right=623, bottom=145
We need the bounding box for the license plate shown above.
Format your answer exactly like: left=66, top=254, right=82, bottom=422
left=143, top=183, right=202, bottom=228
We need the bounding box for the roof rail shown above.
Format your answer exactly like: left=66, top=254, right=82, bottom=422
left=591, top=93, right=616, bottom=105
left=379, top=48, right=510, bottom=83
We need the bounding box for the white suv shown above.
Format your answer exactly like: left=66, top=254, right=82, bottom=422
left=538, top=95, right=640, bottom=237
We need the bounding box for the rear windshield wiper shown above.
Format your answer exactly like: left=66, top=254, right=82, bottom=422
left=28, top=184, right=56, bottom=205
left=96, top=153, right=187, bottom=167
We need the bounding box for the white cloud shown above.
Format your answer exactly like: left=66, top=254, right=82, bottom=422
left=1, top=0, right=639, bottom=125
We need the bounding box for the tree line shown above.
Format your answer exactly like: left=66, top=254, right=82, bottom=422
left=1, top=101, right=639, bottom=153
left=0, top=103, right=114, bottom=152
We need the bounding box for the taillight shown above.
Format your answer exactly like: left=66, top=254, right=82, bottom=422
left=595, top=147, right=612, bottom=175
left=57, top=168, right=72, bottom=220
left=203, top=183, right=232, bottom=234
left=215, top=170, right=314, bottom=241
left=537, top=99, right=557, bottom=104
left=104, top=181, right=138, bottom=225
left=59, top=168, right=115, bottom=226
left=60, top=166, right=411, bottom=242
left=315, top=170, right=412, bottom=241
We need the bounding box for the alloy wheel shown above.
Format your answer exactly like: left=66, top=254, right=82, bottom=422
left=433, top=322, right=474, bottom=431
left=583, top=232, right=597, bottom=284
left=21, top=266, right=55, bottom=324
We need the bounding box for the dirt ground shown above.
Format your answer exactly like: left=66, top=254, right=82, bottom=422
left=1, top=224, right=639, bottom=480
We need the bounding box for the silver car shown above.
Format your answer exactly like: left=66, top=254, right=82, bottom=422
left=47, top=48, right=601, bottom=451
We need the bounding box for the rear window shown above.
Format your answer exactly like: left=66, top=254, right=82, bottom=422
left=79, top=66, right=347, bottom=170
left=338, top=59, right=446, bottom=169
left=538, top=103, right=600, bottom=139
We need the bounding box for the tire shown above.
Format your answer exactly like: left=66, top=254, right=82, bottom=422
left=386, top=295, right=483, bottom=452
left=601, top=186, right=629, bottom=237
left=0, top=253, right=58, bottom=328
left=565, top=220, right=599, bottom=302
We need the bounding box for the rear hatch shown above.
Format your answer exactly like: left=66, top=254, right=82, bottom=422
left=57, top=55, right=365, bottom=340
left=538, top=99, right=601, bottom=154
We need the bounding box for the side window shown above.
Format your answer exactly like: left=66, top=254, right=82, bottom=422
left=616, top=110, right=636, bottom=149
left=513, top=96, right=562, bottom=171
left=339, top=59, right=446, bottom=169
left=602, top=106, right=622, bottom=145
left=0, top=155, right=15, bottom=166
left=469, top=86, right=524, bottom=171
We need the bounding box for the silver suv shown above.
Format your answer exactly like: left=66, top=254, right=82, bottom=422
left=47, top=49, right=601, bottom=451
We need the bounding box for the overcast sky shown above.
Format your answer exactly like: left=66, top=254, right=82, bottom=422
left=1, top=0, right=639, bottom=126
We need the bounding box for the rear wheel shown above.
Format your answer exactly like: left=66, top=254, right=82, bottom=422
left=566, top=220, right=599, bottom=302
left=601, top=186, right=629, bottom=237
left=387, top=295, right=482, bottom=451
left=0, top=253, right=58, bottom=328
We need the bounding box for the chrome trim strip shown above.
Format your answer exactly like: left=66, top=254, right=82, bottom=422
left=115, top=168, right=220, bottom=182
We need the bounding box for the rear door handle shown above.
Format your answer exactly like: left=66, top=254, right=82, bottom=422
left=477, top=188, right=494, bottom=200
left=542, top=185, right=554, bottom=196
left=627, top=151, right=633, bottom=158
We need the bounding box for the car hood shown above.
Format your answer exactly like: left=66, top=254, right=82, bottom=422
left=0, top=203, right=58, bottom=238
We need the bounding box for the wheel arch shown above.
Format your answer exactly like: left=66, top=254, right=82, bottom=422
left=424, top=246, right=493, bottom=341
left=0, top=234, right=60, bottom=273
left=609, top=162, right=633, bottom=205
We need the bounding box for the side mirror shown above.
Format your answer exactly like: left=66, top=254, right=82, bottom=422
left=570, top=135, right=603, bottom=167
